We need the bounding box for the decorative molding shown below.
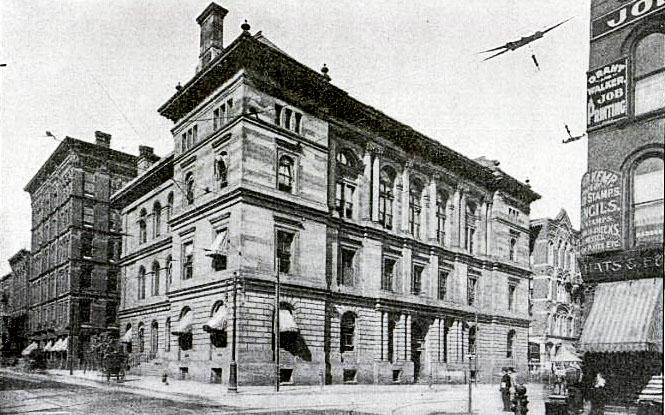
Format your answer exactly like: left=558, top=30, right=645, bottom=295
left=180, top=155, right=197, bottom=169
left=211, top=133, right=232, bottom=149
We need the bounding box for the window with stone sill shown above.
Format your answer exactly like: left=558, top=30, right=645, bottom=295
left=411, top=264, right=424, bottom=295
left=382, top=258, right=396, bottom=292
left=276, top=230, right=295, bottom=274
left=335, top=182, right=355, bottom=219
left=340, top=312, right=356, bottom=353
left=634, top=32, right=665, bottom=116
left=339, top=248, right=356, bottom=287
left=379, top=167, right=396, bottom=230
left=277, top=155, right=295, bottom=193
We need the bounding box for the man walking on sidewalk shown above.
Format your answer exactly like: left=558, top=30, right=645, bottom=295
left=500, top=367, right=512, bottom=411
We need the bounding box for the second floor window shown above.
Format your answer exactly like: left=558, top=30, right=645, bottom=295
left=138, top=266, right=146, bottom=299
left=340, top=312, right=356, bottom=352
left=412, top=264, right=423, bottom=295
left=335, top=182, right=355, bottom=219
left=339, top=248, right=355, bottom=287
left=382, top=258, right=395, bottom=292
left=436, top=191, right=447, bottom=244
left=409, top=182, right=423, bottom=238
left=277, top=156, right=294, bottom=193
left=80, top=266, right=92, bottom=289
left=276, top=230, right=295, bottom=274
left=467, top=277, right=477, bottom=306
left=182, top=242, right=193, bottom=280
left=79, top=300, right=91, bottom=323
left=438, top=270, right=448, bottom=300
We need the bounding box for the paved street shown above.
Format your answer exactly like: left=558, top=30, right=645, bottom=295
left=0, top=368, right=551, bottom=414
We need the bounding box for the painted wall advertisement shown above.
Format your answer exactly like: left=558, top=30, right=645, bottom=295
left=580, top=169, right=622, bottom=255
left=587, top=58, right=628, bottom=129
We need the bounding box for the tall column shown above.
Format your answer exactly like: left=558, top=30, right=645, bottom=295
left=429, top=251, right=439, bottom=299
left=361, top=149, right=372, bottom=221
left=401, top=162, right=412, bottom=233
left=459, top=190, right=467, bottom=249
left=405, top=314, right=411, bottom=361
left=369, top=145, right=382, bottom=222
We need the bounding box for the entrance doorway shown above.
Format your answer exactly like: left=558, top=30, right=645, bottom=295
left=411, top=317, right=432, bottom=382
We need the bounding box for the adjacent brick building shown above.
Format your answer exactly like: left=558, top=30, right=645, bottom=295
left=24, top=132, right=137, bottom=365
left=528, top=209, right=582, bottom=373
left=578, top=0, right=664, bottom=405
left=2, top=249, right=32, bottom=355
left=112, top=3, right=540, bottom=387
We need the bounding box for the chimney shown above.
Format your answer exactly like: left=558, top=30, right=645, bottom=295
left=196, top=3, right=228, bottom=72
left=95, top=131, right=111, bottom=148
left=137, top=145, right=160, bottom=172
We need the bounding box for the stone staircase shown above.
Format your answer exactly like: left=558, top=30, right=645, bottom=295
left=126, top=352, right=165, bottom=377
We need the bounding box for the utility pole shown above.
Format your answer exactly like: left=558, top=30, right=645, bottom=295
left=228, top=271, right=238, bottom=392
left=274, top=260, right=280, bottom=392
left=68, top=297, right=75, bottom=375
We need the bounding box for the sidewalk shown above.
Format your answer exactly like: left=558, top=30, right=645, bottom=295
left=2, top=367, right=549, bottom=414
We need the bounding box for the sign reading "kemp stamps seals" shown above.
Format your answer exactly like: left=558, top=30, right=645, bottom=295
left=581, top=170, right=622, bottom=255
left=587, top=58, right=628, bottom=129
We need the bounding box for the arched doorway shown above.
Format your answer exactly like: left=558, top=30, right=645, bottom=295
left=411, top=316, right=433, bottom=383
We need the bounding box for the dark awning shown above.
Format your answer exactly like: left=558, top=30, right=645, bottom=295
left=580, top=278, right=663, bottom=353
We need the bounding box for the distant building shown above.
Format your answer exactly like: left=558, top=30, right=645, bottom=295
left=23, top=132, right=137, bottom=365
left=579, top=0, right=664, bottom=405
left=3, top=249, right=32, bottom=355
left=111, top=3, right=540, bottom=386
left=0, top=273, right=12, bottom=352
left=528, top=210, right=582, bottom=373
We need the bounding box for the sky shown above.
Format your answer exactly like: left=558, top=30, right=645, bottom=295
left=0, top=0, right=589, bottom=275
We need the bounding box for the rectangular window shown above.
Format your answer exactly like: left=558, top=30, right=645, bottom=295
left=182, top=242, right=194, bottom=280
left=467, top=277, right=477, bottom=306
left=339, top=248, right=355, bottom=287
left=210, top=229, right=228, bottom=271
left=80, top=266, right=92, bottom=289
left=335, top=182, right=355, bottom=219
left=635, top=72, right=665, bottom=115
left=83, top=172, right=95, bottom=196
left=107, top=270, right=117, bottom=292
left=466, top=227, right=476, bottom=254
left=107, top=239, right=116, bottom=262
left=213, top=108, right=220, bottom=130
left=276, top=230, right=295, bottom=274
left=193, top=125, right=198, bottom=143
left=81, top=232, right=93, bottom=258
left=181, top=133, right=187, bottom=152
left=508, top=284, right=516, bottom=311
left=79, top=299, right=91, bottom=323
left=412, top=265, right=423, bottom=295
left=438, top=271, right=448, bottom=300
left=83, top=204, right=94, bottom=227
left=382, top=258, right=396, bottom=292
left=284, top=108, right=293, bottom=129
left=226, top=98, right=233, bottom=120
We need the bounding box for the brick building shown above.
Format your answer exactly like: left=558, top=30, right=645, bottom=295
left=2, top=249, right=32, bottom=355
left=112, top=3, right=540, bottom=386
left=24, top=132, right=137, bottom=365
left=528, top=209, right=582, bottom=373
left=0, top=273, right=11, bottom=353
left=578, top=0, right=664, bottom=405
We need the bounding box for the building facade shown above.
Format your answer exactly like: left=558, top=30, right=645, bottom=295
left=2, top=249, right=32, bottom=355
left=578, top=0, right=664, bottom=405
left=112, top=3, right=540, bottom=386
left=528, top=209, right=582, bottom=373
left=23, top=132, right=137, bottom=365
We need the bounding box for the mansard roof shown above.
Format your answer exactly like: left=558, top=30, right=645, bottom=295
left=158, top=31, right=540, bottom=205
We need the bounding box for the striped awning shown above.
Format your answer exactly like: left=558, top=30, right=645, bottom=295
left=638, top=374, right=663, bottom=403
left=43, top=340, right=55, bottom=352
left=51, top=338, right=63, bottom=352
left=172, top=310, right=193, bottom=335
left=120, top=327, right=133, bottom=343
left=21, top=342, right=38, bottom=356
left=57, top=337, right=68, bottom=352
left=203, top=306, right=228, bottom=332
left=279, top=309, right=299, bottom=333
left=580, top=278, right=663, bottom=353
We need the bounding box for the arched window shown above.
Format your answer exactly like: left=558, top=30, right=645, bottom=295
left=379, top=167, right=396, bottom=229
left=409, top=179, right=424, bottom=238
left=151, top=261, right=160, bottom=296
left=138, top=322, right=145, bottom=353
left=336, top=149, right=356, bottom=168
left=436, top=190, right=448, bottom=244
left=634, top=32, right=665, bottom=115
left=506, top=330, right=515, bottom=358
left=277, top=155, right=294, bottom=193
left=340, top=312, right=356, bottom=353
left=151, top=321, right=158, bottom=354
left=176, top=307, right=193, bottom=351
left=632, top=157, right=664, bottom=245
left=208, top=301, right=228, bottom=348
left=215, top=152, right=228, bottom=188
left=468, top=326, right=477, bottom=354
left=465, top=201, right=477, bottom=254
left=185, top=173, right=195, bottom=205
left=166, top=192, right=173, bottom=232
left=138, top=209, right=147, bottom=244
left=138, top=266, right=146, bottom=300
left=557, top=241, right=564, bottom=268
left=509, top=238, right=517, bottom=261
left=153, top=202, right=161, bottom=238
left=124, top=323, right=133, bottom=353
left=165, top=255, right=172, bottom=289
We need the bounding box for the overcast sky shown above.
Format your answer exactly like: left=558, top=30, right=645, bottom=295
left=0, top=0, right=589, bottom=274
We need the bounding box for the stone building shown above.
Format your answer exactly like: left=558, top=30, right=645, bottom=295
left=528, top=209, right=582, bottom=373
left=112, top=3, right=540, bottom=386
left=0, top=273, right=11, bottom=353
left=23, top=132, right=137, bottom=365
left=3, top=249, right=32, bottom=355
left=578, top=0, right=664, bottom=405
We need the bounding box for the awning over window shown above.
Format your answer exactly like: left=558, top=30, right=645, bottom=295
left=580, top=278, right=663, bottom=353
left=21, top=342, right=38, bottom=356
left=172, top=310, right=193, bottom=335
left=57, top=338, right=69, bottom=352
left=203, top=306, right=228, bottom=332
left=51, top=338, right=63, bottom=352
left=552, top=344, right=581, bottom=363
left=120, top=327, right=133, bottom=343
left=279, top=309, right=299, bottom=333
left=638, top=374, right=663, bottom=404
left=205, top=230, right=228, bottom=257
left=43, top=340, right=55, bottom=352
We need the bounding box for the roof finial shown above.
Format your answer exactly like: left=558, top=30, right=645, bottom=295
left=241, top=20, right=251, bottom=32
left=321, top=63, right=330, bottom=81
left=176, top=82, right=182, bottom=91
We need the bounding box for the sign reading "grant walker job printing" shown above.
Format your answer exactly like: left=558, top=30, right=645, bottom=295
left=587, top=58, right=628, bottom=129
left=581, top=170, right=622, bottom=255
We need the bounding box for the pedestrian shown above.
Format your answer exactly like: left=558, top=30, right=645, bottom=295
left=500, top=367, right=512, bottom=411
left=589, top=372, right=607, bottom=415
left=508, top=367, right=518, bottom=401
